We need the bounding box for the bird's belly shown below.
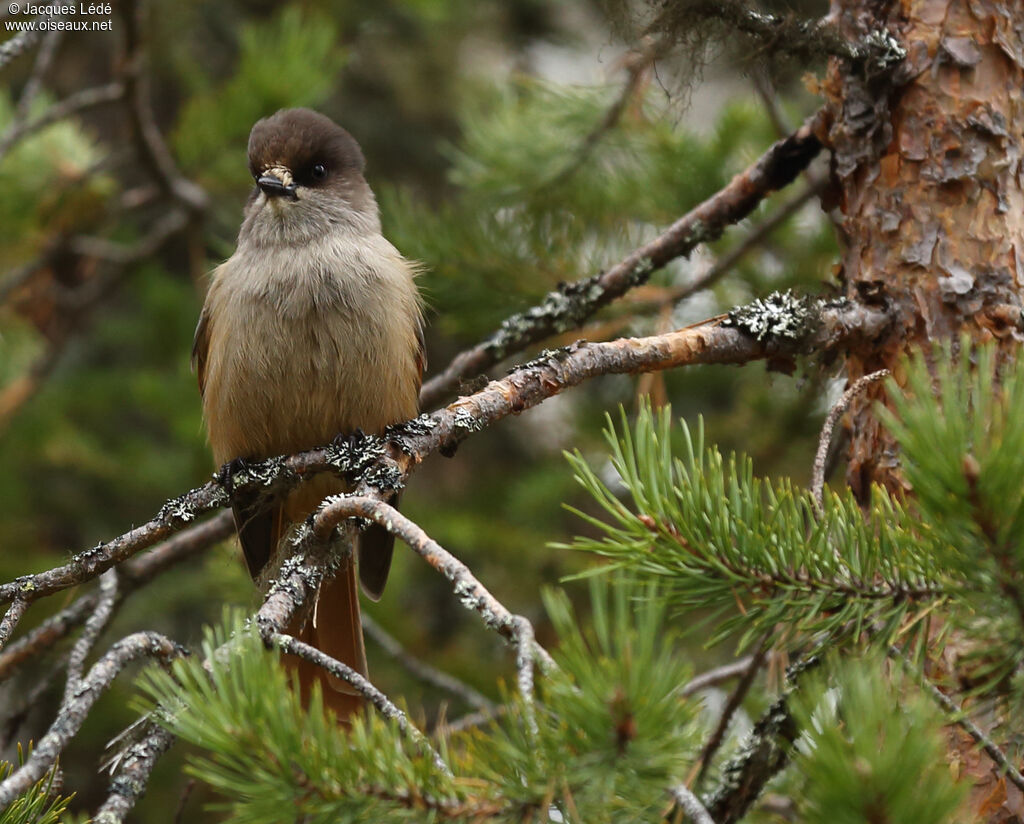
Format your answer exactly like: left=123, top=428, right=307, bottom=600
left=204, top=295, right=416, bottom=465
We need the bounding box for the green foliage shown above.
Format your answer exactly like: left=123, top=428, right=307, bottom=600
left=791, top=658, right=967, bottom=824
left=561, top=403, right=957, bottom=652
left=0, top=754, right=71, bottom=824
left=137, top=581, right=702, bottom=823
left=467, top=578, right=702, bottom=822
left=0, top=94, right=115, bottom=263
left=173, top=7, right=347, bottom=192
left=137, top=612, right=460, bottom=824
left=879, top=341, right=1024, bottom=693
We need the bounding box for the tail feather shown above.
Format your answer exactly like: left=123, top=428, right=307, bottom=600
left=284, top=610, right=364, bottom=721
left=313, top=553, right=368, bottom=693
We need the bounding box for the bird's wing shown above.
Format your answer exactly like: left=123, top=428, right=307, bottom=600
left=357, top=318, right=425, bottom=600
left=191, top=306, right=211, bottom=397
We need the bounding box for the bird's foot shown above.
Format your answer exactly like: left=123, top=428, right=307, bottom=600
left=218, top=456, right=251, bottom=496
left=331, top=428, right=367, bottom=450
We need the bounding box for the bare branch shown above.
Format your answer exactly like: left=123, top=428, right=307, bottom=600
left=14, top=28, right=61, bottom=119
left=271, top=632, right=451, bottom=776
left=0, top=17, right=47, bottom=72
left=0, top=631, right=183, bottom=810
left=663, top=180, right=825, bottom=306
left=811, top=370, right=890, bottom=511
left=703, top=656, right=820, bottom=824
left=694, top=643, right=768, bottom=788
left=682, top=655, right=771, bottom=698
left=118, top=0, right=207, bottom=214
left=419, top=111, right=826, bottom=408
left=362, top=613, right=496, bottom=712
left=306, top=495, right=555, bottom=676
left=63, top=569, right=119, bottom=705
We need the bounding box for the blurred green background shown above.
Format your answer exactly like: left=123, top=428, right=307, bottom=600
left=0, top=0, right=833, bottom=819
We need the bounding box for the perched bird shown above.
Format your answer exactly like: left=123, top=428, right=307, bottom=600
left=192, top=108, right=424, bottom=719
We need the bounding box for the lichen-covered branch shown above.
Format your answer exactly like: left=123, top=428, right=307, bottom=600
left=63, top=569, right=119, bottom=705
left=93, top=724, right=176, bottom=824
left=0, top=512, right=231, bottom=682
left=1, top=294, right=889, bottom=611
left=301, top=495, right=556, bottom=710
left=0, top=631, right=184, bottom=810
left=701, top=656, right=820, bottom=824
left=418, top=111, right=827, bottom=408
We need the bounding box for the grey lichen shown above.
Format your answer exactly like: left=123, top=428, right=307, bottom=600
left=451, top=407, right=485, bottom=434
left=722, top=291, right=819, bottom=343
left=511, top=343, right=581, bottom=374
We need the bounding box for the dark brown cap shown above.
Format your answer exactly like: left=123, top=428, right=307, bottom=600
left=247, top=108, right=365, bottom=187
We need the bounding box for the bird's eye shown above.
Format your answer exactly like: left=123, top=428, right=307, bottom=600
left=311, top=163, right=327, bottom=180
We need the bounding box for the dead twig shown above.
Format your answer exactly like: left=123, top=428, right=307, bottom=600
left=811, top=370, right=889, bottom=511
left=890, top=646, right=1024, bottom=792
left=303, top=495, right=555, bottom=728
left=0, top=600, right=28, bottom=651
left=694, top=643, right=768, bottom=789
left=93, top=723, right=176, bottom=824
left=669, top=784, right=716, bottom=824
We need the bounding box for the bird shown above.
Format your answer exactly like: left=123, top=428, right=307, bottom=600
left=192, top=108, right=424, bottom=719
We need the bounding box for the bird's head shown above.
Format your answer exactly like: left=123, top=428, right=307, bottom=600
left=241, top=108, right=379, bottom=245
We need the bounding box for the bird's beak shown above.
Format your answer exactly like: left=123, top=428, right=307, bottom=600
left=257, top=166, right=298, bottom=201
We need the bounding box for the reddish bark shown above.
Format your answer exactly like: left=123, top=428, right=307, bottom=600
left=824, top=0, right=1024, bottom=501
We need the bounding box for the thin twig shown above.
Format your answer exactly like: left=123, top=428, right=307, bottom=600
left=632, top=179, right=824, bottom=313
left=0, top=631, right=183, bottom=810
left=362, top=613, right=496, bottom=712
left=119, top=0, right=207, bottom=214
left=15, top=28, right=61, bottom=119
left=436, top=705, right=507, bottom=736
left=702, top=655, right=820, bottom=824
left=682, top=656, right=765, bottom=697
left=0, top=17, right=47, bottom=72
left=811, top=370, right=889, bottom=511
left=890, top=646, right=1024, bottom=792
left=542, top=35, right=666, bottom=190
left=669, top=784, right=716, bottom=824
left=309, top=496, right=555, bottom=675
left=272, top=632, right=451, bottom=776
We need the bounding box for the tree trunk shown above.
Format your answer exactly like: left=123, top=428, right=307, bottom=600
left=824, top=0, right=1024, bottom=502
left=826, top=2, right=1024, bottom=817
